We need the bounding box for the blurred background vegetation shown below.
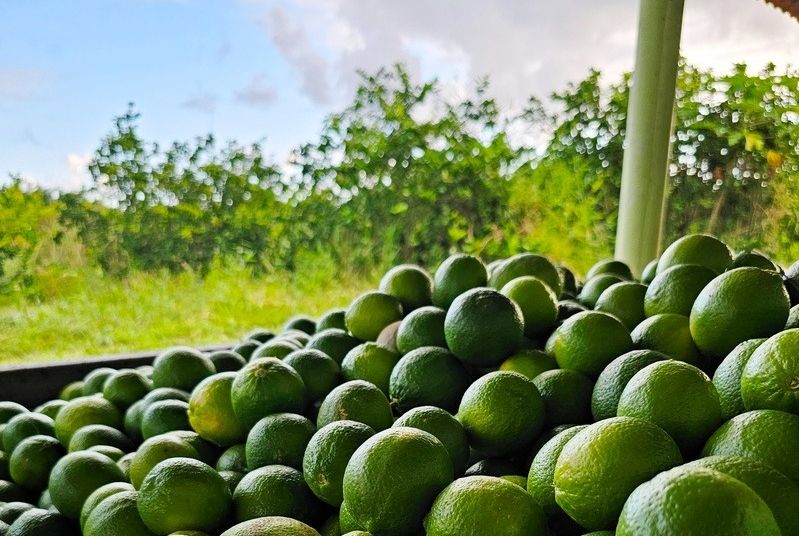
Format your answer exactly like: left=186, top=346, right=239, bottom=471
left=1, top=61, right=798, bottom=361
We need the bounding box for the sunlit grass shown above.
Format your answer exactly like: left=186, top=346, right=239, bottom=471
left=0, top=266, right=376, bottom=365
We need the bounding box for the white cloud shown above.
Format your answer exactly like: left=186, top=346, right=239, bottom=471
left=63, top=152, right=93, bottom=191
left=235, top=75, right=278, bottom=107
left=182, top=93, right=218, bottom=113
left=248, top=0, right=799, bottom=112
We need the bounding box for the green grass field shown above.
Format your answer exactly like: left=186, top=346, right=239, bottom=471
left=0, top=267, right=374, bottom=365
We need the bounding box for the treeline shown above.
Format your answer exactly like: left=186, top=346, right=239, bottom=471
left=2, top=62, right=798, bottom=298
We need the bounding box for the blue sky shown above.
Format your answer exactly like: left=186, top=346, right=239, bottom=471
left=1, top=0, right=797, bottom=190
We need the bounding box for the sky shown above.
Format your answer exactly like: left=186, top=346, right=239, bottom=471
left=1, top=0, right=797, bottom=191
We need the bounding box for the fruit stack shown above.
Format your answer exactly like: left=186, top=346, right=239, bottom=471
left=0, top=233, right=797, bottom=536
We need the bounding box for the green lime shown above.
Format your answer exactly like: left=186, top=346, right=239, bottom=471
left=389, top=347, right=470, bottom=415
left=342, top=428, right=453, bottom=535
left=188, top=372, right=246, bottom=447
left=102, top=369, right=152, bottom=410
left=251, top=339, right=302, bottom=360
left=702, top=409, right=799, bottom=483
left=532, top=369, right=593, bottom=426
left=546, top=311, right=632, bottom=377
left=395, top=306, right=447, bottom=354
left=9, top=435, right=63, bottom=491
left=128, top=435, right=200, bottom=489
left=591, top=350, right=668, bottom=421
left=79, top=481, right=135, bottom=530
left=432, top=254, right=488, bottom=309
left=165, top=430, right=219, bottom=464
left=0, top=502, right=33, bottom=524
left=5, top=508, right=76, bottom=536
left=731, top=249, right=779, bottom=271
left=0, top=403, right=27, bottom=425
left=577, top=274, right=624, bottom=308
left=498, top=350, right=557, bottom=380
left=67, top=424, right=132, bottom=452
left=306, top=329, right=360, bottom=365
left=284, top=349, right=341, bottom=403
left=208, top=351, right=247, bottom=373
left=656, top=234, right=733, bottom=274
left=379, top=264, right=433, bottom=312
left=741, top=329, right=799, bottom=413
left=284, top=315, right=316, bottom=335
left=317, top=308, right=347, bottom=332
left=557, top=299, right=588, bottom=322
left=221, top=516, right=321, bottom=536
left=231, top=340, right=260, bottom=361
left=124, top=388, right=189, bottom=442
left=345, top=292, right=404, bottom=342
left=54, top=396, right=122, bottom=447
left=643, top=264, right=716, bottom=317
left=33, top=400, right=67, bottom=420
left=594, top=282, right=647, bottom=331
left=341, top=343, right=400, bottom=396
left=617, top=466, right=780, bottom=536
left=464, top=458, right=520, bottom=478
left=631, top=313, right=700, bottom=364
left=232, top=465, right=320, bottom=525
left=216, top=444, right=246, bottom=473
left=245, top=413, right=315, bottom=470
left=690, top=267, right=790, bottom=359
left=48, top=451, right=125, bottom=519
left=682, top=455, right=799, bottom=535
left=787, top=304, right=799, bottom=329
left=444, top=288, right=524, bottom=367
left=553, top=416, right=682, bottom=530
left=60, top=382, right=85, bottom=401
left=713, top=338, right=766, bottom=420
left=140, top=400, right=190, bottom=439
left=424, top=476, right=547, bottom=536
left=2, top=413, right=54, bottom=453
left=302, top=420, right=375, bottom=507
left=489, top=253, right=562, bottom=297
left=527, top=425, right=588, bottom=516
left=88, top=445, right=125, bottom=461
left=243, top=328, right=275, bottom=344
left=0, top=480, right=29, bottom=502
left=586, top=259, right=633, bottom=281
left=641, top=259, right=658, bottom=284
left=456, top=371, right=545, bottom=457
left=393, top=406, right=469, bottom=476
left=152, top=347, right=215, bottom=392
left=231, top=358, right=308, bottom=429
left=558, top=265, right=578, bottom=297
left=138, top=458, right=231, bottom=534
left=500, top=276, right=558, bottom=337
left=617, top=360, right=722, bottom=454
left=83, top=490, right=153, bottom=536
left=316, top=381, right=393, bottom=432
left=83, top=368, right=116, bottom=396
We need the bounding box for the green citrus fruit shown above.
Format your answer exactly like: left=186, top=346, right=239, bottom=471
left=54, top=396, right=122, bottom=447
left=617, top=360, right=722, bottom=454
left=80, top=482, right=135, bottom=531
left=216, top=444, right=246, bottom=473
left=60, top=382, right=85, bottom=401
left=702, top=409, right=799, bottom=483
left=342, top=427, right=453, bottom=535
left=643, top=264, right=716, bottom=317
left=251, top=339, right=302, bottom=360
left=317, top=308, right=347, bottom=332
left=208, top=350, right=247, bottom=373
left=129, top=435, right=200, bottom=489
left=221, top=516, right=321, bottom=536
left=423, top=475, right=547, bottom=536
left=498, top=350, right=557, bottom=380
left=5, top=508, right=75, bottom=536
left=140, top=400, right=190, bottom=440
left=83, top=368, right=116, bottom=396
left=444, top=288, right=524, bottom=367
left=656, top=234, right=732, bottom=275
left=631, top=313, right=700, bottom=364
left=345, top=292, right=404, bottom=342
left=389, top=347, right=470, bottom=415
left=489, top=253, right=562, bottom=297
left=393, top=406, right=469, bottom=476
left=67, top=424, right=132, bottom=452
left=33, top=400, right=66, bottom=420
left=527, top=425, right=588, bottom=516
left=500, top=276, right=558, bottom=338
left=432, top=254, right=488, bottom=309
left=577, top=274, right=624, bottom=308
left=341, top=343, right=400, bottom=396
left=283, top=349, right=341, bottom=403
left=689, top=267, right=789, bottom=359
left=741, top=329, right=799, bottom=413
left=232, top=465, right=320, bottom=525
left=713, top=339, right=766, bottom=420
left=8, top=435, right=64, bottom=490
left=456, top=371, right=545, bottom=457
left=616, top=466, right=780, bottom=536
left=284, top=315, right=316, bottom=335
left=230, top=358, right=308, bottom=429
left=553, top=416, right=682, bottom=530
left=316, top=381, right=393, bottom=432
left=546, top=311, right=632, bottom=377
left=395, top=306, right=447, bottom=354
left=103, top=369, right=152, bottom=410
left=641, top=259, right=658, bottom=284
left=48, top=450, right=125, bottom=519
left=379, top=264, right=433, bottom=312
left=2, top=413, right=54, bottom=453
left=245, top=413, right=315, bottom=471
left=137, top=457, right=231, bottom=534
left=151, top=347, right=215, bottom=392
left=302, top=420, right=375, bottom=507
left=731, top=249, right=779, bottom=271
left=532, top=369, right=593, bottom=426
left=590, top=349, right=669, bottom=421
left=305, top=329, right=361, bottom=365
left=83, top=490, right=153, bottom=536
left=188, top=372, right=246, bottom=447
left=594, top=281, right=647, bottom=331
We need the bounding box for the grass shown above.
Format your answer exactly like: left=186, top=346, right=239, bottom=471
left=0, top=266, right=375, bottom=365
